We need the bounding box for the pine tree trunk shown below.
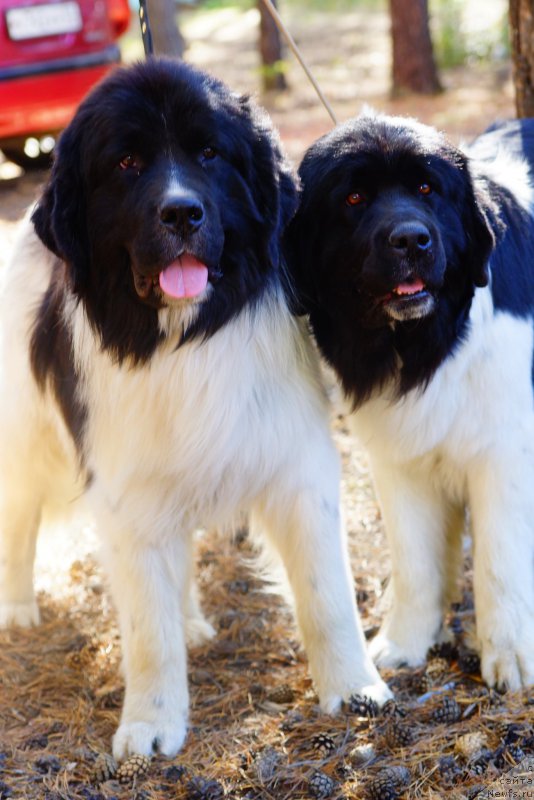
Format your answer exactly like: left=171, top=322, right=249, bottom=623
left=510, top=0, right=534, bottom=117
left=258, top=0, right=287, bottom=92
left=149, top=0, right=185, bottom=58
left=389, top=0, right=441, bottom=95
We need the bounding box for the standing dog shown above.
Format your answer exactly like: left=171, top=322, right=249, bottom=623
left=288, top=112, right=534, bottom=691
left=0, top=61, right=390, bottom=759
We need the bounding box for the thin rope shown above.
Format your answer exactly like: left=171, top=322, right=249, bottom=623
left=260, top=0, right=338, bottom=126
left=138, top=0, right=337, bottom=126
left=139, top=0, right=154, bottom=57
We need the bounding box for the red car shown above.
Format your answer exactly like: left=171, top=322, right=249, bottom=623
left=0, top=0, right=130, bottom=167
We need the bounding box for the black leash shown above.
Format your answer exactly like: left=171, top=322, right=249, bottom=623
left=138, top=0, right=154, bottom=57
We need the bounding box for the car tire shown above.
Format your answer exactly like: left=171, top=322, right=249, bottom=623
left=1, top=143, right=53, bottom=170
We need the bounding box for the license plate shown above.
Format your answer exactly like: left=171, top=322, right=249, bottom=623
left=6, top=1, right=83, bottom=41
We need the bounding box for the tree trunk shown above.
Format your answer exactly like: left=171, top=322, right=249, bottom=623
left=258, top=0, right=287, bottom=92
left=389, top=0, right=441, bottom=95
left=510, top=0, right=534, bottom=117
left=149, top=0, right=185, bottom=58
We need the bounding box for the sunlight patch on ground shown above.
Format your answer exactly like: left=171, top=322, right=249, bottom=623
left=34, top=517, right=99, bottom=598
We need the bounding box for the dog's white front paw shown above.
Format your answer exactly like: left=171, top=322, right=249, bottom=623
left=112, top=717, right=187, bottom=760
left=480, top=639, right=534, bottom=692
left=318, top=666, right=393, bottom=714
left=185, top=615, right=216, bottom=647
left=0, top=599, right=40, bottom=628
left=369, top=631, right=428, bottom=668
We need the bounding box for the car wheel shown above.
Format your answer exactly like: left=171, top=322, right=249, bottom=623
left=1, top=139, right=54, bottom=170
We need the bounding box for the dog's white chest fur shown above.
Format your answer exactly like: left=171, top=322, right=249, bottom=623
left=351, top=288, right=534, bottom=497
left=68, top=292, right=324, bottom=531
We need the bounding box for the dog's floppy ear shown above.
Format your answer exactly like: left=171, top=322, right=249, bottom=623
left=460, top=157, right=495, bottom=288
left=32, top=115, right=89, bottom=294
left=238, top=96, right=299, bottom=266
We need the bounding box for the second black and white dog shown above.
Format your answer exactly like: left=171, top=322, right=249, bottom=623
left=288, top=113, right=534, bottom=691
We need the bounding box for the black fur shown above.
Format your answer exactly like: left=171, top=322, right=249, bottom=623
left=30, top=262, right=87, bottom=450
left=32, top=58, right=298, bottom=366
left=468, top=120, right=534, bottom=323
left=285, top=114, right=520, bottom=407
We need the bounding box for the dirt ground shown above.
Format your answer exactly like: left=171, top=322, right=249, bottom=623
left=1, top=5, right=532, bottom=800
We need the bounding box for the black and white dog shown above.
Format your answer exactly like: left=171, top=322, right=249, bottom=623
left=0, top=61, right=390, bottom=759
left=288, top=112, right=534, bottom=691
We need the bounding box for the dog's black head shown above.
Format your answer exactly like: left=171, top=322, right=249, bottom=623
left=287, top=113, right=495, bottom=403
left=33, top=58, right=298, bottom=362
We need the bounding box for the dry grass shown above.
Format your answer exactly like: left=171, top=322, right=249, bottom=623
left=1, top=422, right=532, bottom=800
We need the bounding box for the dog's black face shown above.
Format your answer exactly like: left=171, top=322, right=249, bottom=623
left=287, top=114, right=495, bottom=403
left=33, top=58, right=297, bottom=362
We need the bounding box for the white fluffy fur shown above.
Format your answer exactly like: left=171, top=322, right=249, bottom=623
left=353, top=282, right=534, bottom=691
left=0, top=219, right=390, bottom=760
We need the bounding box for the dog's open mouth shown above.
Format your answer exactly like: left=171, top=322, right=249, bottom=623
left=380, top=277, right=436, bottom=321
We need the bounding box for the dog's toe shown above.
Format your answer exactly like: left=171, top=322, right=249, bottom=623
left=0, top=600, right=40, bottom=628
left=318, top=662, right=393, bottom=714
left=185, top=616, right=216, bottom=647
left=481, top=645, right=534, bottom=692
left=369, top=632, right=427, bottom=668
left=112, top=719, right=187, bottom=761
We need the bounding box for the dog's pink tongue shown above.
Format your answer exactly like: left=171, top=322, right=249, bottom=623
left=394, top=278, right=425, bottom=295
left=159, top=255, right=208, bottom=299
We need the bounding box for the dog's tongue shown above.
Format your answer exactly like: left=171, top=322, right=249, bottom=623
left=159, top=255, right=208, bottom=299
left=394, top=278, right=425, bottom=295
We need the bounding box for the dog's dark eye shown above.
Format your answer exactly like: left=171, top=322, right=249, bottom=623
left=119, top=155, right=140, bottom=172
left=418, top=183, right=432, bottom=195
left=346, top=192, right=366, bottom=206
left=201, top=146, right=217, bottom=161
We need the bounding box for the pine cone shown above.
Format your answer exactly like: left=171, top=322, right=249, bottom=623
left=507, top=745, right=525, bottom=764
left=384, top=720, right=414, bottom=749
left=381, top=700, right=406, bottom=719
left=458, top=650, right=481, bottom=675
left=492, top=745, right=507, bottom=769
left=425, top=657, right=449, bottom=682
left=116, top=754, right=150, bottom=784
left=432, top=695, right=461, bottom=724
left=412, top=670, right=431, bottom=695
left=366, top=766, right=410, bottom=800
left=311, top=733, right=336, bottom=756
left=308, top=770, right=337, bottom=798
left=498, top=722, right=523, bottom=746
left=437, top=755, right=463, bottom=785
left=185, top=775, right=224, bottom=800
left=348, top=743, right=376, bottom=768
left=347, top=693, right=379, bottom=717
left=92, top=753, right=117, bottom=783
left=427, top=641, right=458, bottom=662
left=266, top=684, right=295, bottom=704
left=454, top=732, right=488, bottom=761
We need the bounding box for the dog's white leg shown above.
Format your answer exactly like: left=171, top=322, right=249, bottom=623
left=185, top=569, right=215, bottom=648
left=0, top=447, right=42, bottom=628
left=252, top=434, right=391, bottom=713
left=368, top=460, right=449, bottom=667
left=468, top=447, right=534, bottom=690
left=443, top=503, right=465, bottom=610
left=97, top=506, right=192, bottom=760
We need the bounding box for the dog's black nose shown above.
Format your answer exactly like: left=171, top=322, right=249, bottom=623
left=160, top=196, right=204, bottom=234
left=388, top=222, right=432, bottom=254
